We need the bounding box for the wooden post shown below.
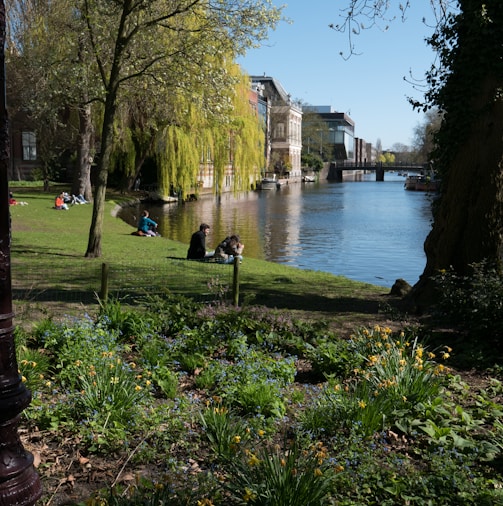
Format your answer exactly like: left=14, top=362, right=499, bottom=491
left=232, top=257, right=240, bottom=306
left=101, top=263, right=109, bottom=301
left=0, top=3, right=42, bottom=502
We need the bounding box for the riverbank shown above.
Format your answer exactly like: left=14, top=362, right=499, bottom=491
left=9, top=187, right=401, bottom=333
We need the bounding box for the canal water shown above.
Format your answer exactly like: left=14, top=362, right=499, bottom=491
left=118, top=173, right=434, bottom=288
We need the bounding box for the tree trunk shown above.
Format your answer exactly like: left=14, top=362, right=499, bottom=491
left=85, top=99, right=116, bottom=258
left=409, top=78, right=503, bottom=311
left=72, top=103, right=93, bottom=201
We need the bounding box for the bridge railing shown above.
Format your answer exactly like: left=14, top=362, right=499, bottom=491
left=333, top=161, right=427, bottom=170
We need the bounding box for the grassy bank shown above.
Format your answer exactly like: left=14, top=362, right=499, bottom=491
left=9, top=187, right=390, bottom=329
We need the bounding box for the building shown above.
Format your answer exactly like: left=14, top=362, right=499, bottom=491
left=250, top=76, right=303, bottom=181
left=302, top=105, right=355, bottom=162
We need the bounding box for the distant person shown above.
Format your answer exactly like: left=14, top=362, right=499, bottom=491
left=134, top=174, right=141, bottom=191
left=214, top=234, right=244, bottom=264
left=8, top=191, right=28, bottom=206
left=187, top=223, right=211, bottom=259
left=72, top=194, right=88, bottom=204
left=137, top=210, right=159, bottom=236
left=54, top=193, right=69, bottom=210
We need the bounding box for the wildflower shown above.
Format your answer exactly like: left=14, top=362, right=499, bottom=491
left=247, top=452, right=261, bottom=467
left=21, top=376, right=27, bottom=383
left=280, top=458, right=286, bottom=467
left=110, top=376, right=119, bottom=385
left=145, top=380, right=151, bottom=386
left=358, top=400, right=367, bottom=409
left=334, top=384, right=341, bottom=392
left=75, top=360, right=82, bottom=367
left=233, top=435, right=241, bottom=444
left=129, top=362, right=137, bottom=369
left=258, top=429, right=265, bottom=437
left=197, top=499, right=213, bottom=506
left=314, top=468, right=323, bottom=476
left=335, top=464, right=344, bottom=473
left=45, top=381, right=52, bottom=387
left=243, top=488, right=256, bottom=502
left=442, top=351, right=450, bottom=360
left=135, top=385, right=142, bottom=391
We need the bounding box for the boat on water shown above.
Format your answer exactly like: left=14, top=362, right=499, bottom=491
left=257, top=174, right=280, bottom=190
left=302, top=175, right=316, bottom=183
left=405, top=174, right=440, bottom=192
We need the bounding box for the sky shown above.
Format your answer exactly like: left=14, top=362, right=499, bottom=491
left=237, top=0, right=439, bottom=150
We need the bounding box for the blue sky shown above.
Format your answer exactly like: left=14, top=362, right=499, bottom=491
left=237, top=1, right=438, bottom=150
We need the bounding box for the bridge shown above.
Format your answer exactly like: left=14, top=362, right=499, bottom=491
left=327, top=162, right=427, bottom=182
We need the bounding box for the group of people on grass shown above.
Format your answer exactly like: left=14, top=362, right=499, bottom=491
left=187, top=223, right=244, bottom=264
left=134, top=213, right=244, bottom=263
left=54, top=192, right=88, bottom=210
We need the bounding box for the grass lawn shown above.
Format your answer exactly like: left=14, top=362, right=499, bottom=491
left=9, top=186, right=397, bottom=331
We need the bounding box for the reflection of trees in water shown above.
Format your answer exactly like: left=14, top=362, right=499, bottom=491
left=117, top=179, right=432, bottom=286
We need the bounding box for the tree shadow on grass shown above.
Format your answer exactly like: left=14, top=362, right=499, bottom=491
left=249, top=286, right=385, bottom=315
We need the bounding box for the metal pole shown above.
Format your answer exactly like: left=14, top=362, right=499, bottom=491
left=0, top=2, right=42, bottom=503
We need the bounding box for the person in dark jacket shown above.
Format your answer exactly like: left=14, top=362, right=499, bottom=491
left=214, top=234, right=244, bottom=263
left=187, top=223, right=211, bottom=259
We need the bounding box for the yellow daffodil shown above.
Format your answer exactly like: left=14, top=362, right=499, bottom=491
left=243, top=488, right=256, bottom=502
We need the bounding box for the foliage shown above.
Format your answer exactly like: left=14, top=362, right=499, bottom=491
left=200, top=402, right=251, bottom=462
left=223, top=439, right=334, bottom=506
left=433, top=261, right=503, bottom=344
left=301, top=326, right=448, bottom=437
left=15, top=295, right=503, bottom=504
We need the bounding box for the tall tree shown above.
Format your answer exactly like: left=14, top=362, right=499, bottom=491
left=7, top=0, right=97, bottom=199
left=80, top=0, right=281, bottom=257
left=334, top=1, right=503, bottom=310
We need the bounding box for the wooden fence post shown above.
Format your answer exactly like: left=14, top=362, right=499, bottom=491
left=232, top=257, right=240, bottom=306
left=101, top=262, right=109, bottom=301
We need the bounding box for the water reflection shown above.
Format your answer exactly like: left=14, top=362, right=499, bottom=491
left=118, top=174, right=434, bottom=287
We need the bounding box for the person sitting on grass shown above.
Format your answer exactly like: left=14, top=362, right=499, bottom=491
left=137, top=210, right=159, bottom=236
left=187, top=223, right=211, bottom=259
left=54, top=193, right=69, bottom=210
left=213, top=234, right=244, bottom=264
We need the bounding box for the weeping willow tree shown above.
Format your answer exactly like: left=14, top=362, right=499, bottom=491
left=155, top=62, right=264, bottom=200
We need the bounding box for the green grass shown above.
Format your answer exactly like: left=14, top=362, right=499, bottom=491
left=9, top=186, right=387, bottom=323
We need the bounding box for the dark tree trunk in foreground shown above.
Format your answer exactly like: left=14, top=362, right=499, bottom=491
left=410, top=79, right=503, bottom=311
left=407, top=1, right=503, bottom=312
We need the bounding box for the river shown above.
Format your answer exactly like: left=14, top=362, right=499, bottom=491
left=118, top=173, right=435, bottom=288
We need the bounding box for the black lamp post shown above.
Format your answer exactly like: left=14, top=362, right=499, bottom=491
left=0, top=2, right=42, bottom=503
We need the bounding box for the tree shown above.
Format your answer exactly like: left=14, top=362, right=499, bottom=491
left=7, top=0, right=96, bottom=199
left=301, top=109, right=332, bottom=161
left=334, top=1, right=503, bottom=310
left=412, top=108, right=442, bottom=164
left=79, top=0, right=281, bottom=258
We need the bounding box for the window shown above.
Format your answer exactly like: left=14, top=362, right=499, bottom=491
left=22, top=132, right=37, bottom=161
